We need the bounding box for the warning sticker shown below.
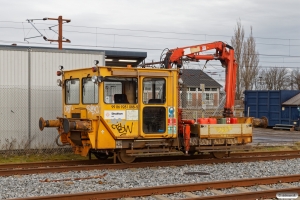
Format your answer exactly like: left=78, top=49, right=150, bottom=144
left=126, top=110, right=138, bottom=120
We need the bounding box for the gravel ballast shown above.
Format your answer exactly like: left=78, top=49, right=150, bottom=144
left=1, top=158, right=300, bottom=199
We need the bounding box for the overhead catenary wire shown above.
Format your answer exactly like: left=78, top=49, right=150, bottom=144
left=1, top=20, right=299, bottom=41
left=1, top=22, right=300, bottom=48
left=1, top=20, right=300, bottom=43
left=1, top=26, right=300, bottom=47
left=0, top=39, right=300, bottom=65
left=0, top=21, right=299, bottom=69
left=188, top=63, right=300, bottom=69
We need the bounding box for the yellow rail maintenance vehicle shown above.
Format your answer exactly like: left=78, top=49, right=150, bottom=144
left=39, top=41, right=256, bottom=163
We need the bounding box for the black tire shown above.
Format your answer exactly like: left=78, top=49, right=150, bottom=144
left=93, top=152, right=109, bottom=160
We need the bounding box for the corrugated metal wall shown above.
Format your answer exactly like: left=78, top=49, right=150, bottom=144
left=0, top=46, right=104, bottom=150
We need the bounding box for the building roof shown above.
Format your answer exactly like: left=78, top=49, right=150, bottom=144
left=181, top=69, right=222, bottom=88
left=282, top=93, right=300, bottom=106
left=104, top=50, right=146, bottom=67
left=0, top=45, right=147, bottom=67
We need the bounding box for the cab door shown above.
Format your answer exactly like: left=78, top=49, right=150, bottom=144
left=139, top=76, right=177, bottom=138
left=101, top=76, right=139, bottom=138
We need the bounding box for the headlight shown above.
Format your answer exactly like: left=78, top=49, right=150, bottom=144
left=92, top=75, right=98, bottom=83
left=178, top=78, right=183, bottom=84
left=57, top=79, right=62, bottom=87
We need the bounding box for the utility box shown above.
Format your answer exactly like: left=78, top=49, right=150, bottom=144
left=244, top=90, right=300, bottom=127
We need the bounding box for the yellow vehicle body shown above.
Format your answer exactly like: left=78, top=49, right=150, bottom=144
left=39, top=64, right=253, bottom=163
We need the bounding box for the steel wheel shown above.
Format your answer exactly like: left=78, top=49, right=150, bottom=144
left=210, top=151, right=226, bottom=159
left=117, top=150, right=135, bottom=163
left=93, top=152, right=108, bottom=160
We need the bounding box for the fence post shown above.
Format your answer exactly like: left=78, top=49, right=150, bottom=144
left=27, top=48, right=31, bottom=149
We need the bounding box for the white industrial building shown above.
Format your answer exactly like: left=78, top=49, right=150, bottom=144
left=0, top=45, right=146, bottom=150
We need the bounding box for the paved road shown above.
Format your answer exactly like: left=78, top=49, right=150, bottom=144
left=252, top=127, right=300, bottom=145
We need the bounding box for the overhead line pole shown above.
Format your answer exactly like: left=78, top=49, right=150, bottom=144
left=44, top=16, right=71, bottom=49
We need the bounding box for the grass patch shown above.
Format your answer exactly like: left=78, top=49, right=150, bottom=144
left=294, top=141, right=300, bottom=147
left=251, top=144, right=300, bottom=152
left=253, top=146, right=294, bottom=151
left=0, top=152, right=92, bottom=164
left=233, top=143, right=300, bottom=153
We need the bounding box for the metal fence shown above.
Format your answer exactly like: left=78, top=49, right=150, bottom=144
left=0, top=86, right=61, bottom=152
left=0, top=46, right=104, bottom=154
left=179, top=69, right=244, bottom=120
left=180, top=86, right=223, bottom=119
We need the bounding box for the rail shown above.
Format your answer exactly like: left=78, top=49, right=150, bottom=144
left=11, top=174, right=300, bottom=200
left=0, top=150, right=300, bottom=176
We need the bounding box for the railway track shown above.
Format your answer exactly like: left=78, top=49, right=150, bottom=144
left=11, top=174, right=300, bottom=200
left=0, top=150, right=300, bottom=176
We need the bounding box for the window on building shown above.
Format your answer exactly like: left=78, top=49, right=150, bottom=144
left=187, top=93, right=192, bottom=100
left=82, top=78, right=98, bottom=104
left=205, top=93, right=213, bottom=100
left=187, top=93, right=192, bottom=105
left=205, top=93, right=214, bottom=105
left=65, top=79, right=80, bottom=104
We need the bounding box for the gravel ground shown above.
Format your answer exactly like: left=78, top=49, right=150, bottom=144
left=289, top=181, right=300, bottom=187
left=246, top=183, right=287, bottom=192
left=1, top=158, right=300, bottom=199
left=192, top=189, right=215, bottom=197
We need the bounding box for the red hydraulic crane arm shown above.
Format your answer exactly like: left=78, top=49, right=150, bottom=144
left=164, top=41, right=237, bottom=117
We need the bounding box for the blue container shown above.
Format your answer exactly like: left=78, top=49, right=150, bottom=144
left=244, top=90, right=300, bottom=127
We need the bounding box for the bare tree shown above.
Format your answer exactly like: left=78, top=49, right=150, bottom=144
left=231, top=21, right=259, bottom=99
left=260, top=67, right=290, bottom=90
left=241, top=27, right=259, bottom=90
left=231, top=20, right=244, bottom=100
left=291, top=69, right=300, bottom=90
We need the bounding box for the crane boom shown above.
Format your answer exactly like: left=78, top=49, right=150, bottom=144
left=162, top=41, right=237, bottom=117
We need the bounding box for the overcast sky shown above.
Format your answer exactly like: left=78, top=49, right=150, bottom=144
left=0, top=0, right=299, bottom=84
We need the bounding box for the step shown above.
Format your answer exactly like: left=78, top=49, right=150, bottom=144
left=274, top=124, right=295, bottom=128
left=273, top=127, right=294, bottom=131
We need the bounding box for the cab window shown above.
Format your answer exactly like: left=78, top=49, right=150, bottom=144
left=65, top=79, right=80, bottom=104
left=143, top=107, right=166, bottom=134
left=103, top=77, right=137, bottom=104
left=82, top=77, right=98, bottom=104
left=143, top=78, right=166, bottom=104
